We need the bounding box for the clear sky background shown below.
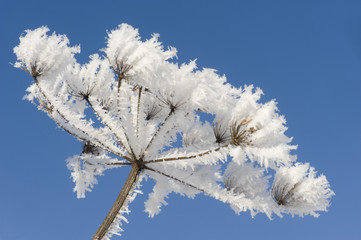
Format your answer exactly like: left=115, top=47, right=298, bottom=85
left=1, top=0, right=360, bottom=239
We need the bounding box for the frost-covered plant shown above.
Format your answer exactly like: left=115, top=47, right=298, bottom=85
left=14, top=24, right=334, bottom=240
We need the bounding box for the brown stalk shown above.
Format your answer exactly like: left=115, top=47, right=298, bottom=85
left=91, top=164, right=140, bottom=240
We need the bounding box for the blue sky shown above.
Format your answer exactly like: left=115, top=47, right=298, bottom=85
left=1, top=0, right=360, bottom=239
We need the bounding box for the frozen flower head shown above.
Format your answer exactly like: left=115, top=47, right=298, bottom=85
left=104, top=24, right=177, bottom=89
left=271, top=163, right=335, bottom=217
left=224, top=162, right=269, bottom=199
left=13, top=26, right=79, bottom=78
left=14, top=24, right=334, bottom=239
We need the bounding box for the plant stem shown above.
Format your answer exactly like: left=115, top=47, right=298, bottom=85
left=140, top=109, right=175, bottom=159
left=144, top=143, right=231, bottom=164
left=136, top=86, right=142, bottom=138
left=91, top=165, right=140, bottom=240
left=144, top=166, right=205, bottom=193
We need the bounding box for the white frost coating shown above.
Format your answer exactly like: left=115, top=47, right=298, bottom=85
left=144, top=165, right=220, bottom=217
left=67, top=153, right=125, bottom=198
left=224, top=162, right=270, bottom=199
left=104, top=24, right=177, bottom=90
left=182, top=119, right=215, bottom=150
left=14, top=24, right=334, bottom=239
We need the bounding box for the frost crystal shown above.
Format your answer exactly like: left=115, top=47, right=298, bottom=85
left=14, top=23, right=334, bottom=239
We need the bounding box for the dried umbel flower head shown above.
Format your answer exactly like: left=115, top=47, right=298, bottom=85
left=230, top=119, right=258, bottom=146
left=28, top=60, right=47, bottom=78
left=271, top=181, right=300, bottom=206
left=112, top=59, right=132, bottom=82
left=97, top=98, right=114, bottom=112
left=14, top=23, right=333, bottom=239
left=70, top=85, right=95, bottom=101
left=213, top=122, right=231, bottom=144
left=145, top=102, right=162, bottom=121
left=14, top=26, right=80, bottom=78
left=271, top=163, right=335, bottom=217
left=82, top=141, right=100, bottom=156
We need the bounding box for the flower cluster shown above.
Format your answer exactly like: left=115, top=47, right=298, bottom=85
left=14, top=24, right=334, bottom=239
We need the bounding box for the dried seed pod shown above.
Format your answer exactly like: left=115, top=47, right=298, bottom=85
left=213, top=122, right=230, bottom=144
left=271, top=182, right=300, bottom=206
left=82, top=141, right=100, bottom=155
left=230, top=119, right=256, bottom=146
left=145, top=103, right=162, bottom=120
